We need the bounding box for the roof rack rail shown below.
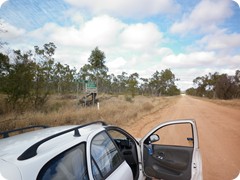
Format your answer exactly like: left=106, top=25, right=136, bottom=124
left=17, top=121, right=107, bottom=161
left=0, top=125, right=49, bottom=139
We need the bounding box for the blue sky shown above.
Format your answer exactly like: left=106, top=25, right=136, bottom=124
left=0, top=0, right=240, bottom=90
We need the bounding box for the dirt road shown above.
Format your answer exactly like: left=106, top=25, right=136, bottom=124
left=124, top=95, right=240, bottom=180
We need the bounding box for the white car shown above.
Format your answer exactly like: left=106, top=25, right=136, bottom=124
left=0, top=119, right=202, bottom=180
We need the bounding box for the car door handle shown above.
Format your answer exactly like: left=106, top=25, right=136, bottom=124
left=157, top=155, right=164, bottom=160
left=156, top=152, right=165, bottom=159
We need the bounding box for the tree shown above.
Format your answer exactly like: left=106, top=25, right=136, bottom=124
left=189, top=71, right=240, bottom=99
left=88, top=47, right=107, bottom=74
left=149, top=69, right=180, bottom=96
left=160, top=69, right=179, bottom=96
left=88, top=47, right=108, bottom=86
left=79, top=47, right=109, bottom=93
left=215, top=74, right=237, bottom=99
left=149, top=70, right=161, bottom=96
left=117, top=72, right=128, bottom=94
left=234, top=70, right=240, bottom=98
left=2, top=50, right=35, bottom=110
left=193, top=76, right=205, bottom=97
left=186, top=87, right=197, bottom=96
left=139, top=78, right=150, bottom=95
left=33, top=42, right=56, bottom=108
left=0, top=53, right=10, bottom=92
left=127, top=73, right=139, bottom=97
left=79, top=64, right=94, bottom=81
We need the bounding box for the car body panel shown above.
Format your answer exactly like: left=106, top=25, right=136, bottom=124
left=0, top=120, right=202, bottom=180
left=106, top=161, right=133, bottom=180
left=0, top=159, right=21, bottom=180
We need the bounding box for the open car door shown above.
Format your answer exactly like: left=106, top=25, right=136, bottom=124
left=140, top=119, right=202, bottom=180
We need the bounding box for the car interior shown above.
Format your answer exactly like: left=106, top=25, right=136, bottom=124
left=143, top=122, right=194, bottom=180
left=107, top=128, right=139, bottom=180
left=143, top=143, right=193, bottom=180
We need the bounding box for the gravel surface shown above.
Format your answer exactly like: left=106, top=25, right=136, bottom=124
left=124, top=95, right=240, bottom=180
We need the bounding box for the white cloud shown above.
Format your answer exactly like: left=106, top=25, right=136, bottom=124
left=197, top=30, right=240, bottom=52
left=29, top=15, right=125, bottom=48
left=64, top=9, right=85, bottom=24
left=64, top=0, right=180, bottom=18
left=24, top=15, right=166, bottom=72
left=107, top=57, right=126, bottom=70
left=54, top=47, right=91, bottom=69
left=2, top=10, right=239, bottom=91
left=155, top=51, right=240, bottom=90
left=79, top=15, right=125, bottom=47
left=28, top=15, right=165, bottom=57
left=170, top=0, right=233, bottom=34
left=0, top=0, right=7, bottom=8
left=161, top=51, right=216, bottom=68
left=120, top=23, right=162, bottom=51
left=0, top=21, right=25, bottom=40
left=155, top=47, right=173, bottom=57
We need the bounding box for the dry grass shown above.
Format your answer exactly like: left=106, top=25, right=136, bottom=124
left=192, top=96, right=240, bottom=109
left=209, top=99, right=240, bottom=109
left=0, top=94, right=179, bottom=132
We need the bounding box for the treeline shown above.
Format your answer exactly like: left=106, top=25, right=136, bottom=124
left=0, top=43, right=180, bottom=111
left=186, top=71, right=240, bottom=99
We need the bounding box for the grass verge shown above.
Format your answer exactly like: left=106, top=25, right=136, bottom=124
left=0, top=95, right=180, bottom=132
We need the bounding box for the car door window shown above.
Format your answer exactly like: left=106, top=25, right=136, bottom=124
left=143, top=122, right=195, bottom=180
left=38, top=143, right=89, bottom=180
left=152, top=123, right=193, bottom=147
left=91, top=131, right=123, bottom=180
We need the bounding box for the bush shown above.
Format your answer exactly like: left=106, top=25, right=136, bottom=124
left=125, top=95, right=133, bottom=102
left=142, top=102, right=154, bottom=111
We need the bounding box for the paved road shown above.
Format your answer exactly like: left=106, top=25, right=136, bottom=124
left=125, top=95, right=240, bottom=180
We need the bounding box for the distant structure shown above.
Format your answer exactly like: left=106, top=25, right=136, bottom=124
left=79, top=81, right=98, bottom=107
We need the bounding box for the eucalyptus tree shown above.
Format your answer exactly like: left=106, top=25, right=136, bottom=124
left=149, top=69, right=180, bottom=96
left=1, top=50, right=35, bottom=110
left=0, top=53, right=10, bottom=92
left=189, top=70, right=240, bottom=99
left=234, top=70, right=240, bottom=98
left=139, top=78, right=150, bottom=95
left=117, top=72, right=128, bottom=94
left=79, top=47, right=109, bottom=93
left=127, top=72, right=139, bottom=97
left=33, top=42, right=56, bottom=108
left=160, top=69, right=180, bottom=96
left=88, top=47, right=108, bottom=88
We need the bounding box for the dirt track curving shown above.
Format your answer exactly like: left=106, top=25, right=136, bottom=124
left=124, top=95, right=240, bottom=180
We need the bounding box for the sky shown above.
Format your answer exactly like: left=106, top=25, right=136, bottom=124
left=0, top=0, right=240, bottom=90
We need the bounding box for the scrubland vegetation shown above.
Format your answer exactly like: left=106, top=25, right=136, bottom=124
left=0, top=94, right=179, bottom=132
left=0, top=44, right=181, bottom=132
left=1, top=43, right=239, bottom=135
left=195, top=96, right=240, bottom=109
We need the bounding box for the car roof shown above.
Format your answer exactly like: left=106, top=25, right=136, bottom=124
left=0, top=122, right=105, bottom=163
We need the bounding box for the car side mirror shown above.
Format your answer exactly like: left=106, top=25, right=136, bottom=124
left=149, top=134, right=160, bottom=143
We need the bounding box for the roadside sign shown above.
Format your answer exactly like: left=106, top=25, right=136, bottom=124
left=87, top=82, right=96, bottom=89
left=86, top=81, right=97, bottom=93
